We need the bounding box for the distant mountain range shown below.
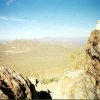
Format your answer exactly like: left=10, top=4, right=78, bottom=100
left=0, top=37, right=88, bottom=46
left=38, top=37, right=88, bottom=45
left=0, top=40, right=9, bottom=44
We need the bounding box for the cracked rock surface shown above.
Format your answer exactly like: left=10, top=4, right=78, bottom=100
left=86, top=30, right=100, bottom=80
left=0, top=67, right=39, bottom=99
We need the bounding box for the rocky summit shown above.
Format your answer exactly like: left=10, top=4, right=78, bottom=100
left=0, top=27, right=100, bottom=99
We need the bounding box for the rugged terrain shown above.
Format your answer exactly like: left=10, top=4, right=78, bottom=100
left=52, top=30, right=100, bottom=99
left=0, top=30, right=100, bottom=99
left=0, top=67, right=39, bottom=99
left=0, top=38, right=85, bottom=83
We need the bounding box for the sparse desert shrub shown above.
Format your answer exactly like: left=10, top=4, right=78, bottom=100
left=70, top=48, right=85, bottom=70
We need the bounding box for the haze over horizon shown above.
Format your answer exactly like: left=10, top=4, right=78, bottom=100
left=0, top=0, right=100, bottom=39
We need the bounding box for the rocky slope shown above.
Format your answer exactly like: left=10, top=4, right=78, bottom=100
left=0, top=67, right=39, bottom=99
left=52, top=30, right=100, bottom=99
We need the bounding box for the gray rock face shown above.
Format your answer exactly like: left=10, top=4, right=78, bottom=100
left=0, top=67, right=39, bottom=99
left=52, top=30, right=100, bottom=99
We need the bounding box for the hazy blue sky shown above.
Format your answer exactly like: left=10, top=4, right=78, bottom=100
left=0, top=0, right=100, bottom=39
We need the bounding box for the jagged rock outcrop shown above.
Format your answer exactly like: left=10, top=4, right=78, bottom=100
left=52, top=30, right=100, bottom=99
left=86, top=30, right=100, bottom=79
left=0, top=67, right=39, bottom=99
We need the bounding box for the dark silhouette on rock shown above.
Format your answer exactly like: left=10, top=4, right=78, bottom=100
left=36, top=79, right=39, bottom=87
left=38, top=90, right=52, bottom=99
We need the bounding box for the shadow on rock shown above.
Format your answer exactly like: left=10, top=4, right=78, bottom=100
left=38, top=91, right=52, bottom=99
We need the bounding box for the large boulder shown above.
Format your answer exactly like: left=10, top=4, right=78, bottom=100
left=52, top=30, right=100, bottom=99
left=0, top=67, right=39, bottom=99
